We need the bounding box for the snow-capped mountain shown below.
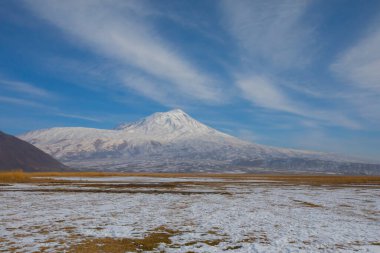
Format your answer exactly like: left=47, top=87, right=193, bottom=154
left=19, top=109, right=380, bottom=174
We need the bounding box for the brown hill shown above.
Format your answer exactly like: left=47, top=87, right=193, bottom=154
left=0, top=131, right=67, bottom=171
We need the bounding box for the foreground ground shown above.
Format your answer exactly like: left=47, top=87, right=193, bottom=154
left=0, top=172, right=379, bottom=252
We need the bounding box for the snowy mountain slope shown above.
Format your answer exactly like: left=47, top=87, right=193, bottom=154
left=19, top=109, right=380, bottom=174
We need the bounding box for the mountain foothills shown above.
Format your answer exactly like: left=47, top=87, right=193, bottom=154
left=0, top=131, right=66, bottom=171
left=19, top=109, right=380, bottom=175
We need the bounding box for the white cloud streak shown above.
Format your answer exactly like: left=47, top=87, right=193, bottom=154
left=0, top=93, right=101, bottom=123
left=24, top=0, right=223, bottom=105
left=220, top=0, right=315, bottom=116
left=123, top=74, right=170, bottom=106
left=236, top=75, right=360, bottom=129
left=237, top=75, right=299, bottom=114
left=220, top=0, right=362, bottom=129
left=55, top=113, right=101, bottom=122
left=331, top=22, right=380, bottom=93
left=0, top=79, right=54, bottom=98
left=0, top=95, right=43, bottom=107
left=221, top=0, right=314, bottom=68
left=330, top=16, right=380, bottom=128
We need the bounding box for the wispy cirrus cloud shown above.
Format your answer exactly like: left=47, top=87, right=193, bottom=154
left=221, top=0, right=315, bottom=68
left=236, top=75, right=360, bottom=129
left=55, top=113, right=101, bottom=122
left=220, top=0, right=360, bottom=129
left=330, top=15, right=380, bottom=127
left=0, top=77, right=53, bottom=108
left=122, top=74, right=171, bottom=106
left=23, top=0, right=224, bottom=106
left=0, top=95, right=44, bottom=108
left=0, top=94, right=102, bottom=123
left=237, top=75, right=299, bottom=114
left=331, top=20, right=380, bottom=93
left=0, top=78, right=54, bottom=98
left=0, top=77, right=101, bottom=123
left=220, top=0, right=315, bottom=115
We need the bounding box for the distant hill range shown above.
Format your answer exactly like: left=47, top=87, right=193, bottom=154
left=19, top=109, right=380, bottom=175
left=0, top=131, right=66, bottom=171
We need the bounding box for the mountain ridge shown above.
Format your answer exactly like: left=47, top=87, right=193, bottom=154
left=19, top=109, right=380, bottom=174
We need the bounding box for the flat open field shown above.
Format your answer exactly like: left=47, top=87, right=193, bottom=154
left=1, top=172, right=379, bottom=252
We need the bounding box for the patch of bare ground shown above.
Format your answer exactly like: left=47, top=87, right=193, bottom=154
left=6, top=246, right=21, bottom=252
left=361, top=209, right=380, bottom=215
left=182, top=239, right=225, bottom=247
left=338, top=204, right=352, bottom=208
left=43, top=238, right=57, bottom=244
left=224, top=245, right=243, bottom=250
left=361, top=209, right=380, bottom=221
left=293, top=200, right=323, bottom=208
left=24, top=225, right=52, bottom=235
left=37, top=246, right=50, bottom=252
left=206, top=229, right=227, bottom=237
left=67, top=226, right=177, bottom=253
left=0, top=238, right=11, bottom=250
left=240, top=232, right=270, bottom=245
left=13, top=233, right=30, bottom=238
left=63, top=226, right=77, bottom=232
left=334, top=241, right=366, bottom=249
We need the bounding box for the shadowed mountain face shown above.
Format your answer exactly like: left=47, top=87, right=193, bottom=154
left=19, top=109, right=380, bottom=175
left=0, top=131, right=66, bottom=171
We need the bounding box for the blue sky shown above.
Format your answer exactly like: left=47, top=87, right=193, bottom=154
left=1, top=0, right=380, bottom=161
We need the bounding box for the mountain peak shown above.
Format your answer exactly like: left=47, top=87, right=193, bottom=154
left=148, top=108, right=189, bottom=121
left=165, top=108, right=186, bottom=115
left=115, top=109, right=210, bottom=136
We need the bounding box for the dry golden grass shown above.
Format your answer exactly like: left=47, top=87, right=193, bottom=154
left=30, top=171, right=128, bottom=178
left=1, top=170, right=380, bottom=186
left=0, top=170, right=31, bottom=183
left=0, top=171, right=131, bottom=183
left=258, top=174, right=380, bottom=185
left=67, top=226, right=177, bottom=253
left=0, top=171, right=127, bottom=183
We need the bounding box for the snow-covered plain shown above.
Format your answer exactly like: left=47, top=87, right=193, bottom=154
left=1, top=177, right=379, bottom=252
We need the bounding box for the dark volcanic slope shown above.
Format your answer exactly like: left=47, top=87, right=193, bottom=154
left=0, top=131, right=66, bottom=171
